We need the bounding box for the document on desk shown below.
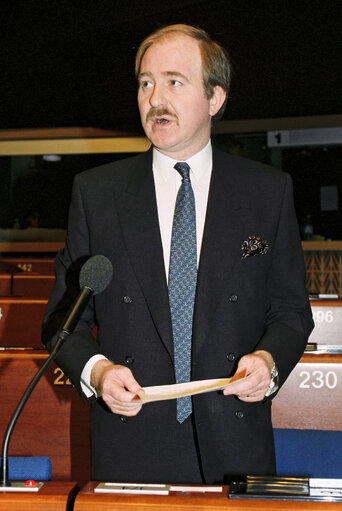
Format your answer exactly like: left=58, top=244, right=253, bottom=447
left=139, top=369, right=257, bottom=403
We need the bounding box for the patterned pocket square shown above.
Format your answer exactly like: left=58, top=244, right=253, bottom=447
left=241, top=236, right=269, bottom=259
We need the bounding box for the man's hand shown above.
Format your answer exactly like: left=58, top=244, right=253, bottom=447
left=91, top=359, right=144, bottom=416
left=223, top=350, right=274, bottom=402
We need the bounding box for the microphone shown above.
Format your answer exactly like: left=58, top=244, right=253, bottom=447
left=0, top=255, right=113, bottom=489
left=56, top=254, right=113, bottom=344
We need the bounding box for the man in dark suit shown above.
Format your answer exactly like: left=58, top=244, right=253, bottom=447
left=42, top=24, right=313, bottom=484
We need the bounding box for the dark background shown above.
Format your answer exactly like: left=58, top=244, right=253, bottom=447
left=0, top=0, right=341, bottom=238
left=0, top=0, right=341, bottom=132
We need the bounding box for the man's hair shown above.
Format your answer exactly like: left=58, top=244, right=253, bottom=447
left=135, top=24, right=232, bottom=121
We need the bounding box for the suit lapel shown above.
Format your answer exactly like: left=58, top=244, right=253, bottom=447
left=193, top=147, right=245, bottom=355
left=117, top=147, right=246, bottom=362
left=118, top=150, right=174, bottom=359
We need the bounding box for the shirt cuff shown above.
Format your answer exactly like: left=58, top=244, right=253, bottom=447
left=80, top=354, right=108, bottom=398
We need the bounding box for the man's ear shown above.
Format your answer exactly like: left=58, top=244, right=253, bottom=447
left=209, top=86, right=226, bottom=117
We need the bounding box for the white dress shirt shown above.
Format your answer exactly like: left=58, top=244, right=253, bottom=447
left=81, top=141, right=213, bottom=397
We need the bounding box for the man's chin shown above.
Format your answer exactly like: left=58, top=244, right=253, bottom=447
left=147, top=133, right=177, bottom=152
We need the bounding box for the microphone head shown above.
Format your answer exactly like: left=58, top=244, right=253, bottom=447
left=79, top=255, right=113, bottom=295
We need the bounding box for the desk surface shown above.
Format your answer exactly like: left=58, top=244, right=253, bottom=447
left=74, top=482, right=342, bottom=511
left=0, top=481, right=77, bottom=511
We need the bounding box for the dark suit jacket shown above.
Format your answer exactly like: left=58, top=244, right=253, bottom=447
left=42, top=145, right=313, bottom=483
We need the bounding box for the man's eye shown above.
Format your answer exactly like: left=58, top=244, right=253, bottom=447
left=140, top=81, right=152, bottom=89
left=170, top=79, right=181, bottom=86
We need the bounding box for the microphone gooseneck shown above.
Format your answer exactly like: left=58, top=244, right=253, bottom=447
left=0, top=255, right=113, bottom=487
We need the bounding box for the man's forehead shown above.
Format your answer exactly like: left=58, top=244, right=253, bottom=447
left=148, top=32, right=200, bottom=52
left=140, top=33, right=202, bottom=72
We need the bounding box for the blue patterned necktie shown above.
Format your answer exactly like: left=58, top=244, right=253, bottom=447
left=168, top=161, right=197, bottom=423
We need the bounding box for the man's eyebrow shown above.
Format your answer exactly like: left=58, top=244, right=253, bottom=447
left=138, top=71, right=153, bottom=81
left=164, top=71, right=189, bottom=82
left=138, top=71, right=189, bottom=82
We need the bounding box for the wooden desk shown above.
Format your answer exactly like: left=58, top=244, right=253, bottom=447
left=0, top=257, right=55, bottom=275
left=0, top=242, right=64, bottom=254
left=0, top=351, right=90, bottom=481
left=0, top=298, right=47, bottom=347
left=272, top=354, right=342, bottom=430
left=0, top=274, right=55, bottom=298
left=74, top=482, right=342, bottom=510
left=0, top=481, right=78, bottom=511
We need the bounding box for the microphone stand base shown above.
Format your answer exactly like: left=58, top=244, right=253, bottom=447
left=0, top=481, right=44, bottom=492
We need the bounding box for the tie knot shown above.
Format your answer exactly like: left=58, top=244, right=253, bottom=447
left=174, top=161, right=190, bottom=181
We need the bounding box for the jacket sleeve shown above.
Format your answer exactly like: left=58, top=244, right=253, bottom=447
left=41, top=174, right=103, bottom=400
left=254, top=173, right=314, bottom=389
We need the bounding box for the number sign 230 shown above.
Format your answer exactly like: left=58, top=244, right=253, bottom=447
left=299, top=370, right=338, bottom=389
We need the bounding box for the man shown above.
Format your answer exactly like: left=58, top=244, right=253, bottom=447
left=42, top=24, right=313, bottom=484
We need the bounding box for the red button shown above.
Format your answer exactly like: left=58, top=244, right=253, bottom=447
left=25, top=480, right=37, bottom=487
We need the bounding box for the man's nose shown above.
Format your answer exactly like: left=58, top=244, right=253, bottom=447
left=149, top=83, right=166, bottom=108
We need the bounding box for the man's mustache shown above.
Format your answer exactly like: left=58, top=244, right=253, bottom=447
left=146, top=108, right=178, bottom=123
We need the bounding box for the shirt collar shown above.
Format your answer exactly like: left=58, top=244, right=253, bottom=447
left=153, top=140, right=212, bottom=183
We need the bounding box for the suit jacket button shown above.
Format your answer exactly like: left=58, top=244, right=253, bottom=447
left=235, top=410, right=244, bottom=420
left=123, top=296, right=133, bottom=304
left=227, top=353, right=235, bottom=362
left=229, top=294, right=238, bottom=302
left=120, top=416, right=128, bottom=423
left=125, top=356, right=134, bottom=365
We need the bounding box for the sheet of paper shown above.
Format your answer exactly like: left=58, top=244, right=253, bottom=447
left=170, top=485, right=223, bottom=493
left=94, top=483, right=224, bottom=495
left=139, top=369, right=257, bottom=403
left=95, top=482, right=170, bottom=494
